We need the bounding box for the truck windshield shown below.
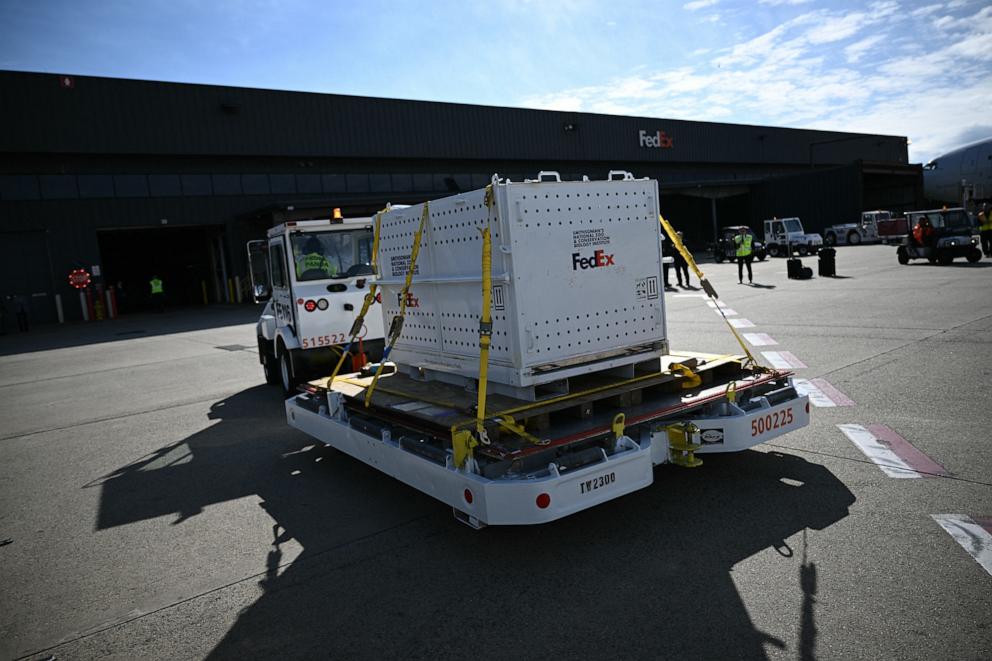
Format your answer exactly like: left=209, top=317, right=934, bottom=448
left=290, top=228, right=374, bottom=281
left=869, top=212, right=891, bottom=222
left=784, top=219, right=802, bottom=233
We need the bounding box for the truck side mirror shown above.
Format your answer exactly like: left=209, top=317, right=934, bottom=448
left=246, top=240, right=271, bottom=303
left=253, top=283, right=271, bottom=303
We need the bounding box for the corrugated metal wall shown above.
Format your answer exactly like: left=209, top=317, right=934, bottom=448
left=750, top=164, right=863, bottom=232
left=0, top=71, right=908, bottom=166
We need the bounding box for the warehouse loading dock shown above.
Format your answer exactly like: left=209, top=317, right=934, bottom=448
left=0, top=71, right=919, bottom=322
left=96, top=225, right=225, bottom=311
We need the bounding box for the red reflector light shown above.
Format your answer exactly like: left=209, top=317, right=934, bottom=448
left=297, top=298, right=304, bottom=305
left=536, top=493, right=550, bottom=509
left=304, top=300, right=317, bottom=312
left=805, top=402, right=810, bottom=414
left=463, top=489, right=473, bottom=504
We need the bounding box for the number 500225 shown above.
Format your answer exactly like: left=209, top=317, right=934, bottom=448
left=751, top=408, right=794, bottom=436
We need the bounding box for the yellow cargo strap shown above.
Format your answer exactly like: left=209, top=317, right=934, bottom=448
left=494, top=414, right=548, bottom=447
left=666, top=421, right=703, bottom=468
left=327, top=210, right=384, bottom=386
left=659, top=214, right=766, bottom=372
left=365, top=202, right=430, bottom=407
left=475, top=226, right=493, bottom=442
left=659, top=215, right=717, bottom=299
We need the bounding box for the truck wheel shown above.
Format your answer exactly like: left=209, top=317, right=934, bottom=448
left=280, top=351, right=299, bottom=396
left=897, top=248, right=909, bottom=265
left=757, top=251, right=767, bottom=261
left=798, top=245, right=808, bottom=256
left=262, top=351, right=280, bottom=385
left=768, top=244, right=781, bottom=258
left=967, top=248, right=982, bottom=263
left=848, top=231, right=861, bottom=245
left=937, top=251, right=953, bottom=266
left=824, top=233, right=836, bottom=246
left=714, top=253, right=724, bottom=264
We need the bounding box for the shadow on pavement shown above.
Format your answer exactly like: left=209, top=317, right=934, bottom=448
left=95, top=386, right=855, bottom=660
left=0, top=305, right=262, bottom=356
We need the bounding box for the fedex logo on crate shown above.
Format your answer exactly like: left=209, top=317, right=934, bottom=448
left=571, top=249, right=616, bottom=271
left=639, top=129, right=673, bottom=149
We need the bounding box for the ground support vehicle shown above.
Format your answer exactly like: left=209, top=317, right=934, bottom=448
left=714, top=226, right=767, bottom=262
left=896, top=207, right=981, bottom=265
left=824, top=210, right=908, bottom=246
left=284, top=173, right=810, bottom=527
left=288, top=353, right=808, bottom=527
left=762, top=217, right=823, bottom=257
left=249, top=216, right=386, bottom=395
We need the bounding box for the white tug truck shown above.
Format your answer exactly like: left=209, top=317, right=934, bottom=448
left=283, top=173, right=811, bottom=527
left=823, top=210, right=908, bottom=246
left=249, top=213, right=386, bottom=395
left=762, top=217, right=823, bottom=256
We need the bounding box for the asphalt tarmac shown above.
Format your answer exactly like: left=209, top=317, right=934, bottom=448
left=1, top=244, right=990, bottom=660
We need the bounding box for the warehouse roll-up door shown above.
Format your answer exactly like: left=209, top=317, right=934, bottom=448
left=97, top=226, right=222, bottom=311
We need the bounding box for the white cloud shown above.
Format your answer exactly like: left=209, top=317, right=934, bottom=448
left=933, top=5, right=992, bottom=31
left=757, top=0, right=813, bottom=5
left=805, top=12, right=867, bottom=43
left=844, top=34, right=886, bottom=62
left=515, top=2, right=992, bottom=163
left=683, top=0, right=719, bottom=11
left=911, top=3, right=943, bottom=17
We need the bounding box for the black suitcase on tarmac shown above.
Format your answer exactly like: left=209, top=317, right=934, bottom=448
left=818, top=247, right=836, bottom=277
left=787, top=258, right=803, bottom=279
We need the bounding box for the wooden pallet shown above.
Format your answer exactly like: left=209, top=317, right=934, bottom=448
left=308, top=351, right=750, bottom=460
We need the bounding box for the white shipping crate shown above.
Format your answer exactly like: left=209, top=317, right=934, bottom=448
left=376, top=172, right=668, bottom=395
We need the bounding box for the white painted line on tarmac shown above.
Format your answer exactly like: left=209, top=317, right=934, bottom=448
left=837, top=424, right=920, bottom=478
left=743, top=332, right=778, bottom=346
left=931, top=515, right=992, bottom=578
left=712, top=307, right=738, bottom=317
left=795, top=379, right=835, bottom=407
left=729, top=318, right=755, bottom=328
left=761, top=350, right=806, bottom=369
left=705, top=300, right=732, bottom=309
left=794, top=378, right=853, bottom=407
left=837, top=424, right=948, bottom=478
left=810, top=378, right=854, bottom=405
left=672, top=294, right=707, bottom=299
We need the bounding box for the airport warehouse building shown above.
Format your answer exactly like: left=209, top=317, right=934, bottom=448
left=0, top=70, right=922, bottom=323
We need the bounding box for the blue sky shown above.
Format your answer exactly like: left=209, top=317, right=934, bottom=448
left=0, top=0, right=989, bottom=163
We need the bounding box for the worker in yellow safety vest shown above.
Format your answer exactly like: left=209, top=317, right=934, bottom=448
left=149, top=275, right=165, bottom=312
left=978, top=208, right=992, bottom=258
left=733, top=226, right=754, bottom=285
left=295, top=236, right=335, bottom=279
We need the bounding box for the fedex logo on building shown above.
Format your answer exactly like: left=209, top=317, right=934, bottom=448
left=639, top=129, right=673, bottom=149
left=572, top=249, right=616, bottom=270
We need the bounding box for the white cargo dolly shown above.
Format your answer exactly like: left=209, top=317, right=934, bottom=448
left=287, top=352, right=809, bottom=527
left=284, top=172, right=812, bottom=528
